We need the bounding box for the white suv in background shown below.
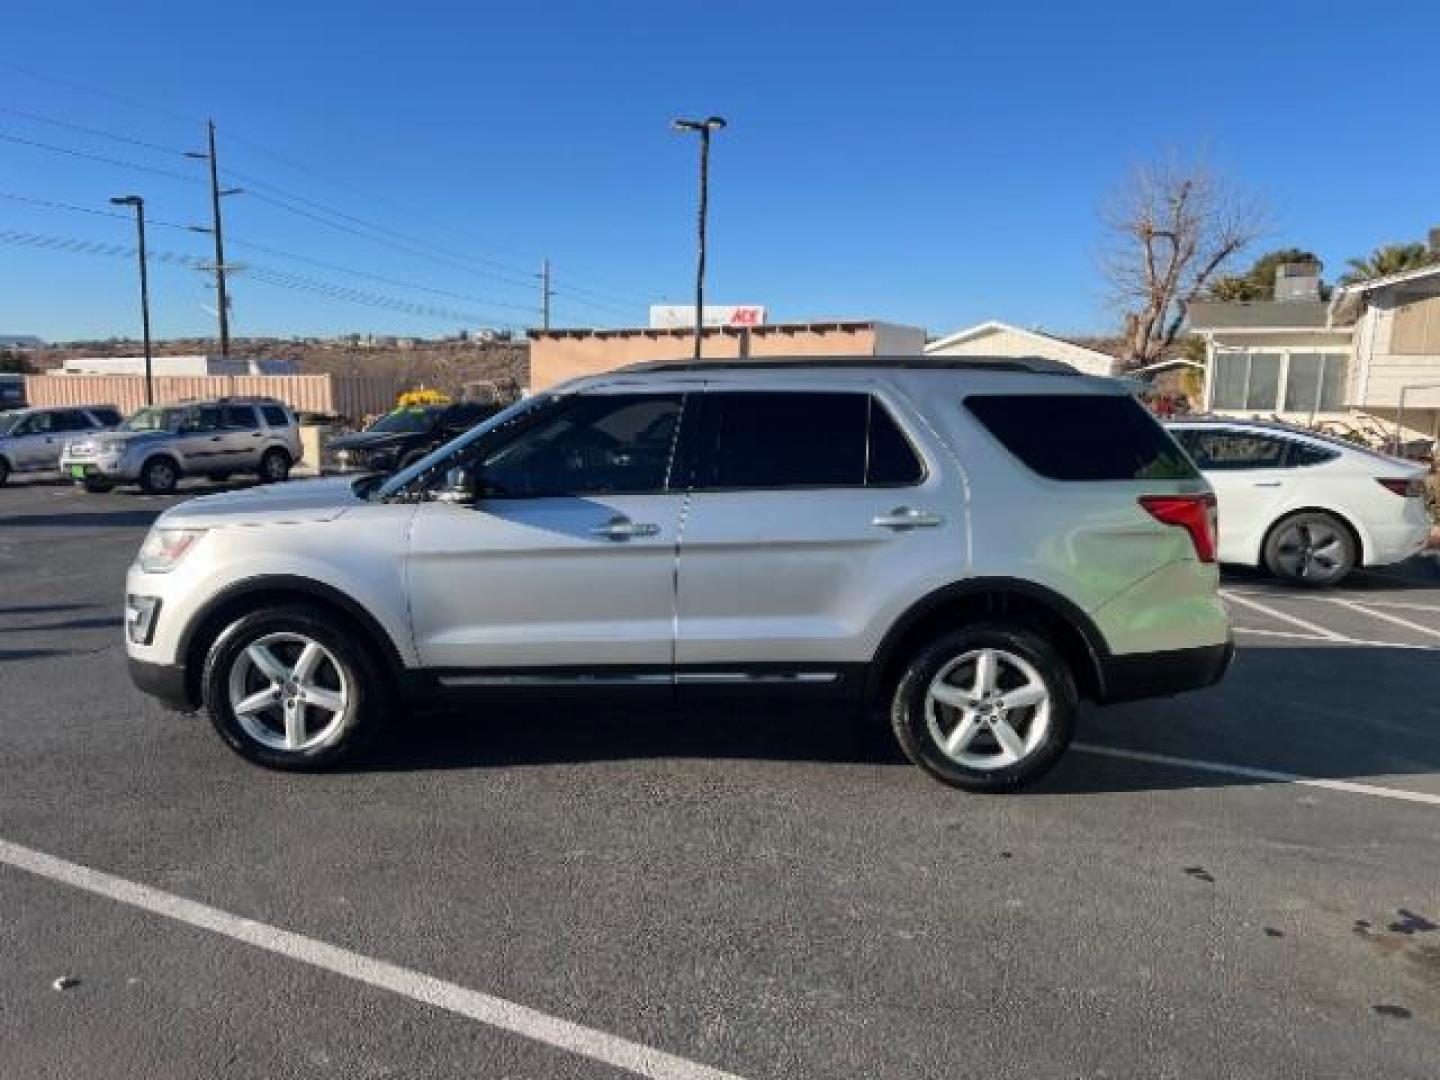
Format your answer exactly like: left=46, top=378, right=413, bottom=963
left=125, top=358, right=1232, bottom=791
left=1167, top=418, right=1432, bottom=586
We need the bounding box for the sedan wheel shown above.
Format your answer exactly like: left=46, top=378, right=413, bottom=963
left=1264, top=513, right=1355, bottom=586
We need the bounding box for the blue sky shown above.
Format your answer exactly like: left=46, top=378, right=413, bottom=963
left=2, top=0, right=1436, bottom=343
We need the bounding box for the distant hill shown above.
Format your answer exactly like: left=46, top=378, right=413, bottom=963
left=0, top=335, right=45, bottom=348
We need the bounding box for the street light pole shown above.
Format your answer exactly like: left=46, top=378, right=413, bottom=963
left=671, top=116, right=726, bottom=360
left=111, top=195, right=154, bottom=406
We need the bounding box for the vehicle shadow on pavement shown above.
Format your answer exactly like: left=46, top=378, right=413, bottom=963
left=359, top=700, right=904, bottom=773
left=351, top=646, right=1440, bottom=797
left=0, top=509, right=165, bottom=529
left=1222, top=558, right=1440, bottom=592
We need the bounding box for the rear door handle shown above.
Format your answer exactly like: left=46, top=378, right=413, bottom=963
left=591, top=516, right=661, bottom=540
left=1252, top=480, right=1282, bottom=488
left=872, top=506, right=944, bottom=529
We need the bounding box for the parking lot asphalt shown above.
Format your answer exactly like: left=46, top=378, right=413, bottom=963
left=2, top=478, right=1439, bottom=1079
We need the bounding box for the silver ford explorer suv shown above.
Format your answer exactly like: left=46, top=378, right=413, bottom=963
left=125, top=358, right=1232, bottom=791
left=63, top=396, right=302, bottom=494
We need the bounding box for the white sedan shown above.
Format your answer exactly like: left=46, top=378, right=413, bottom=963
left=1166, top=419, right=1432, bottom=586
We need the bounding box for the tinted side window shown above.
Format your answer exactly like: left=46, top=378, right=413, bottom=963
left=867, top=398, right=925, bottom=485
left=53, top=410, right=92, bottom=432
left=966, top=394, right=1197, bottom=481
left=194, top=407, right=224, bottom=432
left=476, top=393, right=681, bottom=497
left=1179, top=429, right=1288, bottom=470
left=681, top=392, right=868, bottom=490
left=260, top=405, right=290, bottom=427
left=1286, top=441, right=1339, bottom=467
left=223, top=406, right=258, bottom=429
left=89, top=408, right=123, bottom=427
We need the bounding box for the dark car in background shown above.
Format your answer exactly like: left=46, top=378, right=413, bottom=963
left=327, top=401, right=498, bottom=474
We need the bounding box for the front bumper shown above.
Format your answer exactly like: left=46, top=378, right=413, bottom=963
left=128, top=657, right=197, bottom=712
left=59, top=455, right=135, bottom=481
left=1096, top=639, right=1234, bottom=704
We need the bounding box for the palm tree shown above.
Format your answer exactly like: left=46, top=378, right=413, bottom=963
left=1339, top=242, right=1436, bottom=285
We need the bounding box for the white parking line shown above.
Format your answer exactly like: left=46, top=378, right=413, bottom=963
left=1327, top=599, right=1440, bottom=641
left=1072, top=744, right=1440, bottom=807
left=1222, top=589, right=1440, bottom=616
left=1220, top=591, right=1345, bottom=639
left=0, top=839, right=745, bottom=1080
left=1232, top=625, right=1437, bottom=650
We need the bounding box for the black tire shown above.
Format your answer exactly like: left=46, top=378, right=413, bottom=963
left=258, top=448, right=291, bottom=483
left=890, top=623, right=1077, bottom=793
left=139, top=456, right=179, bottom=495
left=0, top=457, right=10, bottom=487
left=201, top=605, right=383, bottom=770
left=1263, top=511, right=1356, bottom=587
left=82, top=477, right=114, bottom=494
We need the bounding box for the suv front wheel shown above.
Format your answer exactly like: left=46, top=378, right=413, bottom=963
left=890, top=624, right=1077, bottom=792
left=202, top=606, right=380, bottom=769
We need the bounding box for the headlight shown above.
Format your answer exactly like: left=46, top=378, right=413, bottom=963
left=137, top=528, right=205, bottom=573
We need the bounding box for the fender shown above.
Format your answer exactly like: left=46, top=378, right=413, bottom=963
left=176, top=573, right=408, bottom=678
left=867, top=576, right=1111, bottom=700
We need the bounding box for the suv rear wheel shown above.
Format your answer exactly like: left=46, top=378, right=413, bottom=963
left=202, top=606, right=381, bottom=770
left=139, top=456, right=179, bottom=495
left=259, top=448, right=291, bottom=483
left=890, top=624, right=1077, bottom=792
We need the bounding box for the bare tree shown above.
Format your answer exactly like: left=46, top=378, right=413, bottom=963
left=1102, top=155, right=1266, bottom=366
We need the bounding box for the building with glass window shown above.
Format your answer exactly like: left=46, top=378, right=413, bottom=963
left=1189, top=258, right=1440, bottom=440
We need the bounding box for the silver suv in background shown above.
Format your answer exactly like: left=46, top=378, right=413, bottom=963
left=124, top=358, right=1231, bottom=791
left=62, top=397, right=302, bottom=494
left=0, top=405, right=123, bottom=486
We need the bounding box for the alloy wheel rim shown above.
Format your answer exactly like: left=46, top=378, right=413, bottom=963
left=1275, top=521, right=1345, bottom=582
left=150, top=463, right=174, bottom=488
left=265, top=454, right=285, bottom=479
left=924, top=648, right=1051, bottom=771
left=227, top=631, right=349, bottom=752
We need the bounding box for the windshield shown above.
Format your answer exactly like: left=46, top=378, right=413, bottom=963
left=0, top=412, right=22, bottom=436
left=368, top=407, right=443, bottom=434
left=373, top=394, right=555, bottom=500
left=120, top=406, right=186, bottom=432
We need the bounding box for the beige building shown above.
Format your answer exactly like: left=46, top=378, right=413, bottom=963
left=925, top=320, right=1120, bottom=376
left=1189, top=258, right=1440, bottom=438
left=527, top=320, right=926, bottom=391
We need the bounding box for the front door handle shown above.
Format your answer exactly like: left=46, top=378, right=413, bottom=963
left=211, top=435, right=224, bottom=442
left=872, top=506, right=944, bottom=529
left=1252, top=480, right=1282, bottom=488
left=590, top=516, right=661, bottom=541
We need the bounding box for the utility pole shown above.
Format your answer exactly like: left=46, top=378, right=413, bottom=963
left=671, top=116, right=726, bottom=360
left=110, top=195, right=154, bottom=405
left=540, top=258, right=552, bottom=330
left=186, top=121, right=242, bottom=356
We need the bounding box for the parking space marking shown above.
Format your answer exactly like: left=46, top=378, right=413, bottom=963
left=1326, top=598, right=1440, bottom=641
left=1220, top=591, right=1345, bottom=639
left=1223, top=588, right=1440, bottom=617
left=1232, top=625, right=1437, bottom=650
left=0, top=838, right=747, bottom=1080
left=1073, top=744, right=1440, bottom=807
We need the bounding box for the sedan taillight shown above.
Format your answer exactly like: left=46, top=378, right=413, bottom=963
left=1139, top=493, right=1218, bottom=563
left=1376, top=477, right=1426, bottom=498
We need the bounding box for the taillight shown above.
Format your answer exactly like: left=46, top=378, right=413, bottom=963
left=1139, top=493, right=1218, bottom=563
left=1376, top=477, right=1426, bottom=498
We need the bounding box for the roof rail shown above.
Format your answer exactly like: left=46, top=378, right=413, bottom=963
left=616, top=355, right=1080, bottom=376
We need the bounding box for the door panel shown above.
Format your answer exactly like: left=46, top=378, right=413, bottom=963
left=675, top=487, right=959, bottom=666
left=407, top=494, right=684, bottom=669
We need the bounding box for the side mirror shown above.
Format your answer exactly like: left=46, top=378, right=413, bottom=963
left=434, top=465, right=475, bottom=504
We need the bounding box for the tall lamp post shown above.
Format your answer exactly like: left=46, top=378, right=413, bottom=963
left=671, top=115, right=726, bottom=360
left=111, top=195, right=154, bottom=406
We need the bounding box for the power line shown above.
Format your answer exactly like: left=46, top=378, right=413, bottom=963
left=0, top=105, right=190, bottom=156
left=0, top=190, right=199, bottom=232
left=0, top=228, right=523, bottom=328
left=0, top=59, right=202, bottom=126
left=0, top=131, right=201, bottom=184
